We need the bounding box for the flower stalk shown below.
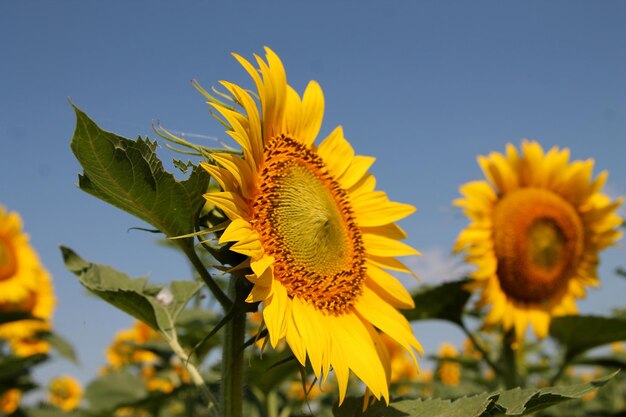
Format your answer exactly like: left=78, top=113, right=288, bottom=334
left=221, top=275, right=246, bottom=417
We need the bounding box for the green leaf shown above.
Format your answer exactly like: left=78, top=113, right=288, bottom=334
left=60, top=246, right=201, bottom=336
left=333, top=372, right=616, bottom=417
left=496, top=371, right=617, bottom=415
left=573, top=355, right=626, bottom=369
left=403, top=279, right=471, bottom=325
left=550, top=315, right=626, bottom=360
left=0, top=354, right=46, bottom=385
left=40, top=331, right=78, bottom=364
left=69, top=105, right=210, bottom=248
left=84, top=371, right=148, bottom=413
left=334, top=393, right=495, bottom=417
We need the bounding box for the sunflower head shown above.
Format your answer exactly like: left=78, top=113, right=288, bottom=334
left=437, top=343, right=461, bottom=386
left=106, top=321, right=161, bottom=369
left=198, top=47, right=423, bottom=403
left=0, top=206, right=44, bottom=303
left=455, top=140, right=623, bottom=342
left=0, top=389, right=21, bottom=415
left=48, top=376, right=82, bottom=411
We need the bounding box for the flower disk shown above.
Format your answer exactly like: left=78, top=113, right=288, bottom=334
left=253, top=135, right=365, bottom=314
left=455, top=140, right=623, bottom=341
left=199, top=48, right=422, bottom=403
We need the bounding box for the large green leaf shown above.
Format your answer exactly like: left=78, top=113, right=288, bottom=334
left=84, top=371, right=148, bottom=413
left=61, top=246, right=202, bottom=336
left=69, top=105, right=209, bottom=247
left=403, top=280, right=471, bottom=325
left=550, top=315, right=626, bottom=360
left=495, top=371, right=617, bottom=415
left=333, top=372, right=616, bottom=417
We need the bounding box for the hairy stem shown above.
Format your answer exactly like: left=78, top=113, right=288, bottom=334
left=167, top=332, right=218, bottom=415
left=221, top=277, right=246, bottom=417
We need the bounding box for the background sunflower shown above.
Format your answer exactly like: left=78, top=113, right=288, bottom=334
left=455, top=140, right=623, bottom=341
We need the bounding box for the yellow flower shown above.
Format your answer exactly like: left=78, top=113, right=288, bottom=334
left=48, top=375, right=82, bottom=411
left=455, top=141, right=623, bottom=341
left=437, top=343, right=460, bottom=386
left=0, top=245, right=55, bottom=356
left=0, top=389, right=21, bottom=415
left=106, top=321, right=160, bottom=368
left=0, top=206, right=41, bottom=303
left=196, top=47, right=422, bottom=403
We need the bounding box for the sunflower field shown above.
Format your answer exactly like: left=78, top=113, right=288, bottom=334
left=1, top=47, right=625, bottom=417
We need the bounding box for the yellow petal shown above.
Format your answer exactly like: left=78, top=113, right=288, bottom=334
left=339, top=155, right=376, bottom=190
left=365, top=261, right=415, bottom=309
left=363, top=233, right=420, bottom=257
left=297, top=81, right=324, bottom=146
left=354, top=287, right=423, bottom=364
left=292, top=298, right=328, bottom=377
left=219, top=219, right=254, bottom=243
left=317, top=126, right=354, bottom=178
left=203, top=192, right=249, bottom=220
left=211, top=153, right=255, bottom=199
left=263, top=283, right=288, bottom=348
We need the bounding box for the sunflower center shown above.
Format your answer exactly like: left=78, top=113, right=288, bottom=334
left=492, top=188, right=584, bottom=303
left=0, top=236, right=18, bottom=281
left=252, top=135, right=365, bottom=314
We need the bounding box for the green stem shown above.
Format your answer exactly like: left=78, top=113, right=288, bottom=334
left=502, top=331, right=519, bottom=389
left=180, top=243, right=232, bottom=311
left=221, top=277, right=246, bottom=417
left=460, top=323, right=504, bottom=378
left=167, top=332, right=218, bottom=416
left=548, top=356, right=571, bottom=386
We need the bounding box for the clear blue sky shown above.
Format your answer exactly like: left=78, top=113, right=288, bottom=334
left=1, top=1, right=625, bottom=387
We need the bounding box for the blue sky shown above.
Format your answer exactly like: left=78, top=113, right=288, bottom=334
left=1, top=1, right=625, bottom=388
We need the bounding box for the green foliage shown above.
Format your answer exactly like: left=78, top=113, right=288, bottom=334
left=403, top=280, right=471, bottom=325
left=333, top=372, right=616, bottom=417
left=550, top=315, right=626, bottom=360
left=0, top=354, right=45, bottom=389
left=84, top=371, right=149, bottom=413
left=60, top=246, right=202, bottom=336
left=69, top=105, right=210, bottom=249
left=39, top=332, right=78, bottom=364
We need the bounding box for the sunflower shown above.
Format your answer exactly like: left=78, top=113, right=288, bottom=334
left=48, top=376, right=82, bottom=411
left=198, top=48, right=422, bottom=403
left=105, top=321, right=161, bottom=369
left=0, top=206, right=41, bottom=303
left=0, top=260, right=55, bottom=356
left=437, top=343, right=460, bottom=386
left=0, top=389, right=21, bottom=415
left=455, top=140, right=623, bottom=341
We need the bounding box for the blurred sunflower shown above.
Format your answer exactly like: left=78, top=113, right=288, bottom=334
left=0, top=389, right=21, bottom=415
left=455, top=140, right=623, bottom=341
left=0, top=207, right=55, bottom=356
left=0, top=206, right=41, bottom=303
left=196, top=47, right=422, bottom=403
left=48, top=376, right=82, bottom=411
left=106, top=321, right=161, bottom=369
left=437, top=343, right=460, bottom=386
